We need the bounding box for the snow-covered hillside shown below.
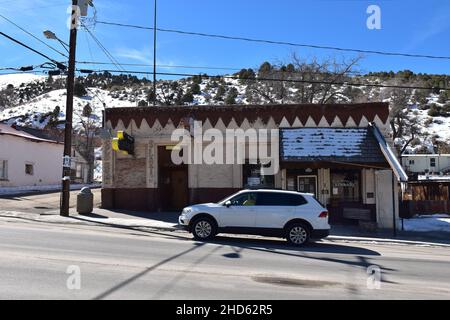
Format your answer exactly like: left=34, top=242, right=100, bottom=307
left=0, top=87, right=136, bottom=129
left=0, top=70, right=449, bottom=154
left=0, top=74, right=46, bottom=91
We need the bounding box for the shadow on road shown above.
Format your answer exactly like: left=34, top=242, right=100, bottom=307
left=93, top=242, right=207, bottom=300
left=210, top=235, right=381, bottom=256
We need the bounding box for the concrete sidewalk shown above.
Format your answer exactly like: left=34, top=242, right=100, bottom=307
left=0, top=207, right=180, bottom=231
left=0, top=207, right=449, bottom=247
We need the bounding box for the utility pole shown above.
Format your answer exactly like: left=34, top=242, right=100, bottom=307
left=60, top=0, right=79, bottom=216
left=153, top=0, right=157, bottom=106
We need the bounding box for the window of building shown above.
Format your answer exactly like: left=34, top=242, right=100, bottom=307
left=297, top=176, right=317, bottom=196
left=330, top=170, right=361, bottom=202
left=0, top=160, right=7, bottom=180
left=430, top=158, right=436, bottom=167
left=25, top=163, right=34, bottom=175
left=409, top=160, right=415, bottom=165
left=243, top=160, right=274, bottom=188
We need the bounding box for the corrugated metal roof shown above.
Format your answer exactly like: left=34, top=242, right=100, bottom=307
left=280, top=127, right=386, bottom=163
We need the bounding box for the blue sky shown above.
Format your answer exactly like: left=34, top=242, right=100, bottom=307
left=1, top=0, right=449, bottom=78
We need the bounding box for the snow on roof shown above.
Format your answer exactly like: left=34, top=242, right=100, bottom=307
left=280, top=125, right=408, bottom=182
left=0, top=123, right=60, bottom=144
left=280, top=127, right=386, bottom=163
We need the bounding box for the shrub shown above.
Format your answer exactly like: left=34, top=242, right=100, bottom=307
left=190, top=83, right=201, bottom=95
left=181, top=92, right=194, bottom=104
left=215, top=85, right=225, bottom=101
left=428, top=104, right=441, bottom=117
left=225, top=87, right=238, bottom=105
left=74, top=83, right=87, bottom=97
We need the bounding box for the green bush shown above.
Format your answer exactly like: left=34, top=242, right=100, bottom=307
left=181, top=92, right=194, bottom=104
left=428, top=104, right=441, bottom=117
left=190, top=83, right=201, bottom=95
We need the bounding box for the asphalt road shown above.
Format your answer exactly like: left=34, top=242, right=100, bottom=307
left=0, top=189, right=102, bottom=214
left=0, top=219, right=449, bottom=300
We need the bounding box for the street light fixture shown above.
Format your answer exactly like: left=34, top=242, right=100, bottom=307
left=43, top=30, right=70, bottom=53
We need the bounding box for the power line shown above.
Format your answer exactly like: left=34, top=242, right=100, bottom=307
left=0, top=13, right=68, bottom=58
left=0, top=32, right=66, bottom=70
left=74, top=60, right=364, bottom=75
left=95, top=20, right=450, bottom=61
left=81, top=22, right=126, bottom=72
left=76, top=60, right=243, bottom=71
left=77, top=68, right=450, bottom=91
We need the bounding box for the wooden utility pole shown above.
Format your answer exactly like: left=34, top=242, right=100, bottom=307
left=60, top=0, right=79, bottom=216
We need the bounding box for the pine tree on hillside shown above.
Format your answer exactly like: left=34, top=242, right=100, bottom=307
left=190, top=83, right=201, bottom=95
left=74, top=83, right=87, bottom=97
left=82, top=103, right=92, bottom=117
left=181, top=91, right=194, bottom=104
left=225, top=87, right=238, bottom=105
left=258, top=62, right=272, bottom=75
left=215, top=85, right=226, bottom=101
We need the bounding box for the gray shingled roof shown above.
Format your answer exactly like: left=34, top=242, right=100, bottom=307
left=280, top=127, right=386, bottom=163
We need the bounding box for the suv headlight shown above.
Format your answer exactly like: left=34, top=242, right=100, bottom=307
left=182, top=208, right=192, bottom=214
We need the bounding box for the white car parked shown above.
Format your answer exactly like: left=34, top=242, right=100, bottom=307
left=179, top=189, right=330, bottom=246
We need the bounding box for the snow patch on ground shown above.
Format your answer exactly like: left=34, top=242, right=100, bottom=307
left=403, top=214, right=450, bottom=232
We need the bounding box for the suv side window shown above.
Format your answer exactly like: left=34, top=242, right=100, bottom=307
left=290, top=194, right=308, bottom=206
left=256, top=192, right=307, bottom=206
left=229, top=193, right=257, bottom=206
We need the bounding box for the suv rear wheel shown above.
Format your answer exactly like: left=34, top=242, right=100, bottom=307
left=191, top=217, right=217, bottom=241
left=286, top=223, right=310, bottom=246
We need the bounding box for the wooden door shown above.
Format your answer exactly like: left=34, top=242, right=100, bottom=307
left=170, top=169, right=189, bottom=211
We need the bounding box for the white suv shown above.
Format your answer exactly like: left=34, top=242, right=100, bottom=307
left=179, top=189, right=330, bottom=246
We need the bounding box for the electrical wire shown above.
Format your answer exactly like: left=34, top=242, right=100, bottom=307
left=0, top=32, right=66, bottom=70
left=0, top=13, right=68, bottom=58
left=95, top=20, right=450, bottom=61
left=81, top=21, right=126, bottom=72
left=76, top=60, right=243, bottom=72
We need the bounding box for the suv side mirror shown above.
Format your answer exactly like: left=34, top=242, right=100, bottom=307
left=225, top=201, right=232, bottom=208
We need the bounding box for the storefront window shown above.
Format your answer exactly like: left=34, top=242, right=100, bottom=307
left=330, top=170, right=361, bottom=202
left=297, top=176, right=317, bottom=196
left=243, top=160, right=274, bottom=188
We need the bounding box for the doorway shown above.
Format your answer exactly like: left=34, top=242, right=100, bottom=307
left=158, top=146, right=189, bottom=211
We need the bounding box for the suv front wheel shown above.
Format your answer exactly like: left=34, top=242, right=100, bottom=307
left=286, top=223, right=310, bottom=246
left=191, top=217, right=217, bottom=241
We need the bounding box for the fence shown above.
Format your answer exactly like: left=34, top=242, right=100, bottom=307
left=400, top=200, right=450, bottom=218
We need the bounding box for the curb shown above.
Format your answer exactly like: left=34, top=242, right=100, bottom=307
left=0, top=211, right=180, bottom=233
left=0, top=210, right=449, bottom=247
left=327, top=235, right=450, bottom=247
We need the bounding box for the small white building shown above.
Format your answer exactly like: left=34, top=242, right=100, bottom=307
left=401, top=154, right=450, bottom=175
left=0, top=124, right=63, bottom=187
